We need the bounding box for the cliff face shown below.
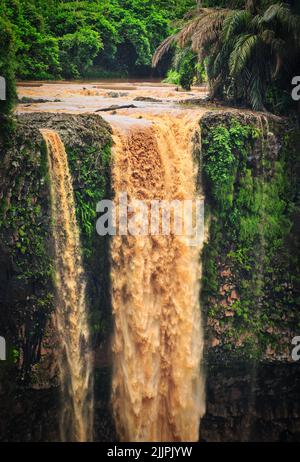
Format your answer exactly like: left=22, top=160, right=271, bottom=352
left=200, top=111, right=300, bottom=362
left=0, top=113, right=112, bottom=385
left=199, top=112, right=300, bottom=442
left=201, top=361, right=300, bottom=442
left=0, top=113, right=113, bottom=441
left=0, top=111, right=299, bottom=441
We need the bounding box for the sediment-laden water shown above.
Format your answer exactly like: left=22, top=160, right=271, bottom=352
left=110, top=116, right=206, bottom=442
left=41, top=130, right=94, bottom=442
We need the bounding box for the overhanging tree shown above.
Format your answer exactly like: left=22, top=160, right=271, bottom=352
left=153, top=1, right=300, bottom=112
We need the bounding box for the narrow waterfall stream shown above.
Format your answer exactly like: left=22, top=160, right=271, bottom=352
left=110, top=116, right=206, bottom=442
left=40, top=129, right=94, bottom=442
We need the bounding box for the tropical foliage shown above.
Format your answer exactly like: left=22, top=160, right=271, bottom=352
left=0, top=0, right=195, bottom=81
left=0, top=15, right=16, bottom=133
left=201, top=114, right=300, bottom=357
left=153, top=1, right=300, bottom=112
left=1, top=0, right=299, bottom=116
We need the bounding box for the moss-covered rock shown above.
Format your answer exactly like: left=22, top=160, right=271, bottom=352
left=0, top=113, right=112, bottom=389
left=200, top=111, right=300, bottom=361
left=1, top=109, right=299, bottom=441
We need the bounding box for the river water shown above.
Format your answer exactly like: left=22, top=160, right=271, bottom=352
left=18, top=80, right=209, bottom=442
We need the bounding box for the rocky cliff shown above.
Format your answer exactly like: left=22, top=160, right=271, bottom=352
left=0, top=111, right=299, bottom=441
left=200, top=111, right=300, bottom=362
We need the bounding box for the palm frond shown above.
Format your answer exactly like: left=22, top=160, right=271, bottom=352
left=223, top=10, right=252, bottom=41
left=193, top=11, right=228, bottom=46
left=263, top=3, right=291, bottom=24
left=152, top=33, right=178, bottom=68
left=268, top=37, right=286, bottom=77
left=260, top=29, right=275, bottom=43
left=152, top=8, right=230, bottom=67
left=229, top=34, right=259, bottom=75
left=153, top=1, right=300, bottom=112
left=248, top=73, right=264, bottom=111
left=262, top=3, right=300, bottom=40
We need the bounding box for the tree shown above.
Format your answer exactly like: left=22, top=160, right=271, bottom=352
left=153, top=1, right=300, bottom=112
left=0, top=0, right=198, bottom=81
left=16, top=29, right=61, bottom=79
left=0, top=15, right=16, bottom=138
left=59, top=27, right=103, bottom=79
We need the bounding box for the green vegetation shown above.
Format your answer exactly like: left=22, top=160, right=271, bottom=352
left=0, top=15, right=16, bottom=137
left=68, top=142, right=112, bottom=259
left=202, top=120, right=260, bottom=211
left=0, top=0, right=299, bottom=366
left=0, top=114, right=114, bottom=380
left=201, top=114, right=300, bottom=358
left=163, top=49, right=207, bottom=90
left=2, top=0, right=299, bottom=114
left=0, top=0, right=195, bottom=81
left=0, top=138, right=54, bottom=378
left=65, top=121, right=113, bottom=346
left=154, top=1, right=300, bottom=113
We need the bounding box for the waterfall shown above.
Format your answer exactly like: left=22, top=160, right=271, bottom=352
left=111, top=116, right=206, bottom=442
left=40, top=129, right=94, bottom=442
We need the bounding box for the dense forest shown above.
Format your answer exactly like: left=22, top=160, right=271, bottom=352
left=0, top=0, right=300, bottom=115
left=0, top=0, right=196, bottom=81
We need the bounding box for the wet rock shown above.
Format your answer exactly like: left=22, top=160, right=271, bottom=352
left=201, top=361, right=300, bottom=442
left=133, top=96, right=162, bottom=103
left=107, top=91, right=128, bottom=98
left=95, top=104, right=137, bottom=112
left=18, top=97, right=61, bottom=104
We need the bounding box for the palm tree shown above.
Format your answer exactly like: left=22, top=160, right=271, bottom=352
left=153, top=2, right=300, bottom=111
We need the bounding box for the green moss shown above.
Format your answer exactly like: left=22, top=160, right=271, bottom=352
left=0, top=138, right=54, bottom=380
left=68, top=142, right=112, bottom=257
left=0, top=114, right=114, bottom=386
left=201, top=115, right=300, bottom=359
left=202, top=120, right=260, bottom=213
left=67, top=139, right=113, bottom=341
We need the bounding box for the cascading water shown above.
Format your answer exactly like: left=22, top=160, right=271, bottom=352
left=40, top=129, right=93, bottom=442
left=111, top=116, right=206, bottom=442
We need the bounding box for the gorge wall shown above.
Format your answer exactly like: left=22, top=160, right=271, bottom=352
left=0, top=111, right=299, bottom=441
left=201, top=112, right=300, bottom=362
left=0, top=113, right=113, bottom=441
